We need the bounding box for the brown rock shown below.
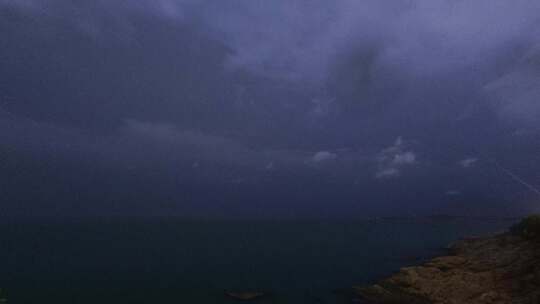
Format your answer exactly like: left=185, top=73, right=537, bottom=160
left=224, top=291, right=267, bottom=301
left=356, top=234, right=540, bottom=304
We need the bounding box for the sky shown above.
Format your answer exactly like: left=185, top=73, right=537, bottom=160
left=1, top=0, right=540, bottom=218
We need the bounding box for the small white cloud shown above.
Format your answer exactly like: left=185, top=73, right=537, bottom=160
left=458, top=158, right=478, bottom=168
left=374, top=137, right=418, bottom=179
left=392, top=151, right=416, bottom=165
left=375, top=168, right=400, bottom=179
left=265, top=161, right=275, bottom=170
left=311, top=151, right=337, bottom=163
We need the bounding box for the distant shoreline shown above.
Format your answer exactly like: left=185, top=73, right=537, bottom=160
left=0, top=215, right=522, bottom=223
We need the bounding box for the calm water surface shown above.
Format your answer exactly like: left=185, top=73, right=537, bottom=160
left=0, top=218, right=516, bottom=303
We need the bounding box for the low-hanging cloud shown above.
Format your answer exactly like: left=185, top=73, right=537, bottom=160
left=458, top=158, right=478, bottom=168
left=310, top=151, right=338, bottom=163
left=375, top=137, right=418, bottom=179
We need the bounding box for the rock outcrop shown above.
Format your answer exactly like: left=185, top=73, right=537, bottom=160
left=224, top=290, right=267, bottom=301
left=356, top=233, right=540, bottom=304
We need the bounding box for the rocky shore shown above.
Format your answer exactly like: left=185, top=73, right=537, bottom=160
left=355, top=218, right=540, bottom=304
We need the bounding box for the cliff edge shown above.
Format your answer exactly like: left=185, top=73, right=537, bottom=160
left=356, top=216, right=540, bottom=304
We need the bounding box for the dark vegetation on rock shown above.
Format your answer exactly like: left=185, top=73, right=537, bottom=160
left=510, top=215, right=540, bottom=241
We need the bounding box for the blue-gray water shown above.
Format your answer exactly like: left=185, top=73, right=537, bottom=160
left=0, top=218, right=516, bottom=303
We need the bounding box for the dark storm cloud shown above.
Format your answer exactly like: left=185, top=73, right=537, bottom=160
left=485, top=45, right=540, bottom=126
left=2, top=0, right=540, bottom=216
left=5, top=1, right=539, bottom=80
left=2, top=0, right=539, bottom=125
left=0, top=110, right=371, bottom=181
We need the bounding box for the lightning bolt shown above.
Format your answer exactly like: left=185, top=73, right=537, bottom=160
left=494, top=160, right=540, bottom=197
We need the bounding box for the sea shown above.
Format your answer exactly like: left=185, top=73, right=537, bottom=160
left=0, top=217, right=516, bottom=303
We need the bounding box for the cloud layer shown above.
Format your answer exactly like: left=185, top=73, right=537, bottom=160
left=2, top=0, right=540, bottom=216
